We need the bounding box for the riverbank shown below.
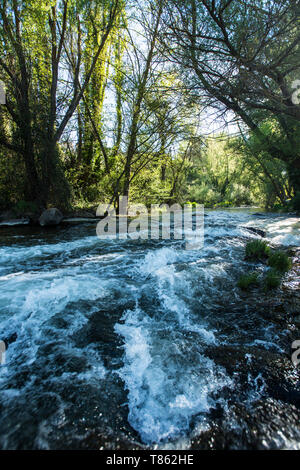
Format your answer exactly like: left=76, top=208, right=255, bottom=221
left=190, top=246, right=300, bottom=450
left=0, top=204, right=299, bottom=228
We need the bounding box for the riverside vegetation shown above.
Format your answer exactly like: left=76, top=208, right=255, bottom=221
left=0, top=1, right=300, bottom=217
left=238, top=240, right=293, bottom=291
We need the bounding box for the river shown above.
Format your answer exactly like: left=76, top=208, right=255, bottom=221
left=0, top=208, right=299, bottom=449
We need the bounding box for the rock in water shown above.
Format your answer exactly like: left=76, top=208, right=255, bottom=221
left=39, top=208, right=63, bottom=227
left=242, top=226, right=266, bottom=238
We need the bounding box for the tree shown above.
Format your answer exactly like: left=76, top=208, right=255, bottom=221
left=0, top=0, right=121, bottom=207
left=162, top=0, right=300, bottom=196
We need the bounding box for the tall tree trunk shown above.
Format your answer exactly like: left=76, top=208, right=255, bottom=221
left=121, top=0, right=164, bottom=199
left=287, top=158, right=300, bottom=195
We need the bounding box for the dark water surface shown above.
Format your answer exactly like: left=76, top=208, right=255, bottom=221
left=0, top=209, right=299, bottom=450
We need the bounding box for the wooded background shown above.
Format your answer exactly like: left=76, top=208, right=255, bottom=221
left=0, top=0, right=299, bottom=212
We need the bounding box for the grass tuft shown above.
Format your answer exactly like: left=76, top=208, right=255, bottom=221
left=268, top=251, right=292, bottom=273
left=245, top=240, right=271, bottom=261
left=263, top=269, right=282, bottom=291
left=237, top=272, right=260, bottom=290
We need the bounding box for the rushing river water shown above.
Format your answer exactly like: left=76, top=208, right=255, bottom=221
left=0, top=208, right=299, bottom=450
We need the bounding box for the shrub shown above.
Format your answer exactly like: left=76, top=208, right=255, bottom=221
left=237, top=272, right=260, bottom=290
left=185, top=201, right=197, bottom=207
left=263, top=269, right=282, bottom=291
left=213, top=200, right=233, bottom=208
left=291, top=192, right=300, bottom=211
left=268, top=251, right=292, bottom=273
left=245, top=240, right=271, bottom=261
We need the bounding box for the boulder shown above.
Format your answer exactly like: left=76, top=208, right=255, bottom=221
left=242, top=226, right=266, bottom=237
left=39, top=208, right=63, bottom=227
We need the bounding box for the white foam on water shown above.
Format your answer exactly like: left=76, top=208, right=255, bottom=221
left=115, top=306, right=232, bottom=445
left=0, top=262, right=113, bottom=396
left=22, top=273, right=106, bottom=317
left=139, top=247, right=179, bottom=275
left=265, top=216, right=300, bottom=246
left=0, top=234, right=101, bottom=266
left=0, top=210, right=298, bottom=448
left=206, top=226, right=243, bottom=239
left=251, top=339, right=284, bottom=353
left=0, top=271, right=25, bottom=281
left=245, top=216, right=300, bottom=247
left=139, top=248, right=216, bottom=342
left=65, top=252, right=125, bottom=266
left=270, top=233, right=300, bottom=246
left=0, top=219, right=29, bottom=227
left=114, top=246, right=231, bottom=444
left=0, top=265, right=114, bottom=314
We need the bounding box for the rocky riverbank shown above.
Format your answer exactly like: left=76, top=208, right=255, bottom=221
left=69, top=247, right=300, bottom=451
left=0, top=207, right=100, bottom=227
left=190, top=246, right=300, bottom=450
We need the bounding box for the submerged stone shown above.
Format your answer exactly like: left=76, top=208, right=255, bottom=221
left=39, top=208, right=63, bottom=227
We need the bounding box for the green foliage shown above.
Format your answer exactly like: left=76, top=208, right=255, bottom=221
left=0, top=149, right=26, bottom=210
left=263, top=269, right=282, bottom=291
left=227, top=124, right=292, bottom=210
left=0, top=1, right=299, bottom=212
left=182, top=133, right=286, bottom=208
left=185, top=201, right=197, bottom=207
left=213, top=200, right=233, bottom=208
left=291, top=192, right=300, bottom=211
left=245, top=240, right=271, bottom=261
left=237, top=272, right=259, bottom=290
left=268, top=251, right=292, bottom=273
left=165, top=1, right=300, bottom=203
left=184, top=135, right=256, bottom=207
left=238, top=244, right=292, bottom=292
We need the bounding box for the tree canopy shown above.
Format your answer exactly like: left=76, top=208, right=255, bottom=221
left=0, top=0, right=299, bottom=213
